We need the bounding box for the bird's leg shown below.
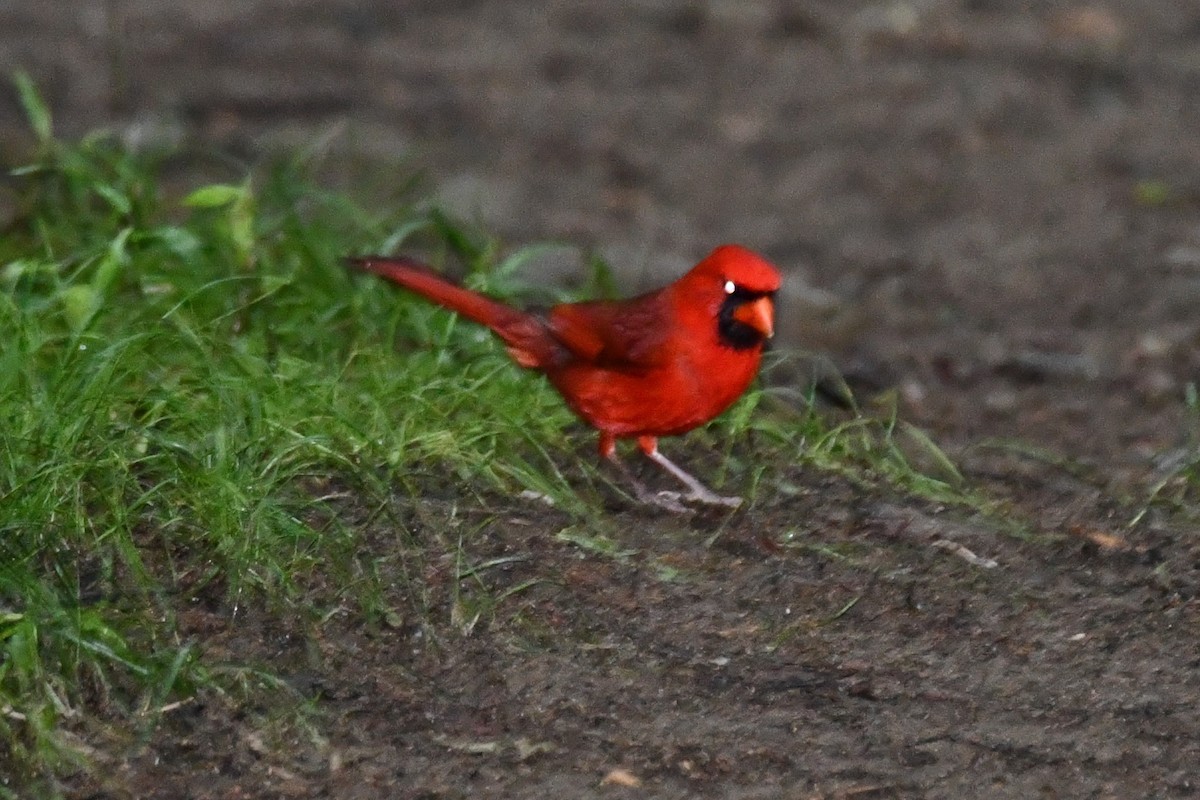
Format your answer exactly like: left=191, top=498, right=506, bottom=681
left=598, top=433, right=689, bottom=513
left=637, top=436, right=743, bottom=508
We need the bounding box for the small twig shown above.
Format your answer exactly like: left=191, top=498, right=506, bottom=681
left=158, top=697, right=195, bottom=714
left=931, top=539, right=999, bottom=569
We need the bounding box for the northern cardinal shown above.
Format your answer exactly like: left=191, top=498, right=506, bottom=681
left=348, top=244, right=781, bottom=510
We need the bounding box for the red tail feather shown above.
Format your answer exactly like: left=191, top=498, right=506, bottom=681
left=347, top=256, right=559, bottom=368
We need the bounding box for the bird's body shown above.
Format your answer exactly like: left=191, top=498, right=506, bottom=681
left=349, top=244, right=781, bottom=509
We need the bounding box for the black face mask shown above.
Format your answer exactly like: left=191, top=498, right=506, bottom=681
left=717, top=288, right=775, bottom=350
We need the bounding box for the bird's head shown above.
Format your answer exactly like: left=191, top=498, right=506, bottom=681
left=680, top=244, right=781, bottom=350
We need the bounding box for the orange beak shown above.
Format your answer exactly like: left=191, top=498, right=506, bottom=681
left=732, top=296, right=774, bottom=339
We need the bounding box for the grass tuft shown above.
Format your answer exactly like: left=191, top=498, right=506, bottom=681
left=1131, top=381, right=1200, bottom=526
left=0, top=77, right=985, bottom=791
left=0, top=77, right=580, bottom=789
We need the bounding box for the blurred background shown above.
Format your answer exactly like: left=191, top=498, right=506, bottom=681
left=3, top=0, right=1199, bottom=459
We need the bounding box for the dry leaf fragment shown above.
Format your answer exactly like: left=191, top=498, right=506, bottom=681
left=1069, top=525, right=1128, bottom=551
left=601, top=768, right=643, bottom=788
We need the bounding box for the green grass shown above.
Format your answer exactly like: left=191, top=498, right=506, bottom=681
left=721, top=368, right=978, bottom=511
left=0, top=76, right=589, bottom=792
left=1130, top=381, right=1200, bottom=526
left=0, top=76, right=990, bottom=793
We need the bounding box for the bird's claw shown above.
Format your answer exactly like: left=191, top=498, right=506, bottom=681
left=642, top=490, right=689, bottom=513
left=679, top=489, right=743, bottom=509
left=643, top=489, right=742, bottom=513
left=699, top=492, right=743, bottom=509
left=609, top=449, right=743, bottom=513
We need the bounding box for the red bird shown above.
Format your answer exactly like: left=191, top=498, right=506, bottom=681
left=348, top=244, right=781, bottom=510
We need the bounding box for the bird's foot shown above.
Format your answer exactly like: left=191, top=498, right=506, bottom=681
left=668, top=489, right=742, bottom=508
left=606, top=447, right=742, bottom=513
left=634, top=488, right=690, bottom=514
left=640, top=447, right=742, bottom=509
left=685, top=488, right=743, bottom=508
left=642, top=489, right=742, bottom=512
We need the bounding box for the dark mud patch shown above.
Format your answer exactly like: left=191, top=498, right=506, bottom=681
left=8, top=1, right=1200, bottom=797
left=72, top=459, right=1200, bottom=799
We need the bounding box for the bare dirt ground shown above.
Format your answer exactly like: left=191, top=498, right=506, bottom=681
left=4, top=1, right=1200, bottom=797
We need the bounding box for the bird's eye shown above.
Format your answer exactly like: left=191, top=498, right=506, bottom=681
left=723, top=280, right=736, bottom=295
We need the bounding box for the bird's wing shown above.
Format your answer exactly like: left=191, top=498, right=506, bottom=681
left=546, top=293, right=672, bottom=370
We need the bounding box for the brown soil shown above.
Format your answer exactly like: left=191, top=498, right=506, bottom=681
left=6, top=1, right=1200, bottom=797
